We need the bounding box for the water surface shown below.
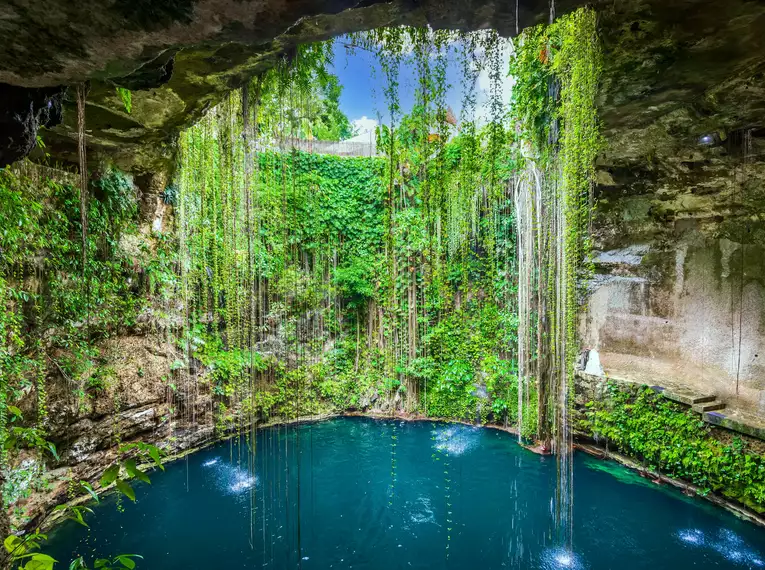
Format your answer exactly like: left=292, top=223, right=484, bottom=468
left=46, top=417, right=765, bottom=569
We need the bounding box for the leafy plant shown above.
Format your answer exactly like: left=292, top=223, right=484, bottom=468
left=585, top=383, right=765, bottom=512
left=115, top=88, right=132, bottom=114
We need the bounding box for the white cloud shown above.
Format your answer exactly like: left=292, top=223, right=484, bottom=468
left=473, top=38, right=515, bottom=125
left=352, top=116, right=379, bottom=135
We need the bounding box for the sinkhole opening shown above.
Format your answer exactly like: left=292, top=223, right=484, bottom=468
left=6, top=5, right=765, bottom=570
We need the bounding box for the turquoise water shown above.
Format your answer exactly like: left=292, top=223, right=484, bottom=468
left=46, top=417, right=765, bottom=569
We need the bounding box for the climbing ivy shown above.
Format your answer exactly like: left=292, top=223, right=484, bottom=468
left=585, top=383, right=765, bottom=513
left=509, top=7, right=602, bottom=445
left=176, top=28, right=521, bottom=430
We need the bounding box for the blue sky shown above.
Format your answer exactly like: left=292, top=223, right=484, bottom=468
left=327, top=36, right=513, bottom=140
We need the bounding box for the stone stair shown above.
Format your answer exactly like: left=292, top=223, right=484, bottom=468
left=577, top=371, right=765, bottom=442
left=691, top=398, right=726, bottom=413
left=650, top=385, right=726, bottom=413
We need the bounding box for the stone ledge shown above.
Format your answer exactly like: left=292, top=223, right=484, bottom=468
left=703, top=409, right=765, bottom=441
left=576, top=370, right=765, bottom=442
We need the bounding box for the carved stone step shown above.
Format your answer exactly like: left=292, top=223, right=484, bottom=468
left=655, top=386, right=717, bottom=407
left=688, top=394, right=717, bottom=405
left=692, top=401, right=726, bottom=413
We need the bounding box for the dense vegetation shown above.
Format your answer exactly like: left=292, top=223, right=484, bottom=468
left=174, top=10, right=604, bottom=448
left=14, top=7, right=763, bottom=569
left=0, top=165, right=154, bottom=457
left=0, top=163, right=174, bottom=568
left=174, top=31, right=525, bottom=438
left=585, top=383, right=765, bottom=514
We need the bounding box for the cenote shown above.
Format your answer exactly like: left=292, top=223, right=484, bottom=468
left=45, top=418, right=765, bottom=569
left=4, top=1, right=765, bottom=569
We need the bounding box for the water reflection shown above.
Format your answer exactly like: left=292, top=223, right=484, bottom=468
left=44, top=418, right=765, bottom=570
left=677, top=528, right=765, bottom=567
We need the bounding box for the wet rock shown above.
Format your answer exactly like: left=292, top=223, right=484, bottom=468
left=0, top=84, right=64, bottom=167
left=113, top=51, right=176, bottom=91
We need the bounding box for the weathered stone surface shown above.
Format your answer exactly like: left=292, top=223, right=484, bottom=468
left=0, top=84, right=64, bottom=167
left=575, top=0, right=765, bottom=418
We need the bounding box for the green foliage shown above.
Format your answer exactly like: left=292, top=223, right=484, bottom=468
left=4, top=533, right=56, bottom=570
left=427, top=359, right=477, bottom=420
left=177, top=30, right=521, bottom=430
left=585, top=383, right=765, bottom=512
left=509, top=7, right=602, bottom=441
left=195, top=331, right=267, bottom=398
left=70, top=554, right=143, bottom=570
left=97, top=452, right=157, bottom=503
left=3, top=443, right=159, bottom=568
left=0, top=164, right=151, bottom=485
left=115, top=88, right=132, bottom=114
left=90, top=168, right=137, bottom=222
left=508, top=24, right=558, bottom=153
left=255, top=43, right=355, bottom=141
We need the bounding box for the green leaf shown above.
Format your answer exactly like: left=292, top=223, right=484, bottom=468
left=147, top=445, right=164, bottom=470
left=7, top=405, right=23, bottom=420
left=100, top=464, right=120, bottom=487
left=69, top=556, right=88, bottom=570
left=115, top=479, right=136, bottom=502
left=46, top=441, right=59, bottom=461
left=67, top=506, right=93, bottom=528
left=4, top=534, right=24, bottom=554
left=79, top=481, right=100, bottom=503
left=22, top=553, right=56, bottom=570
left=124, top=460, right=150, bottom=484
left=115, top=554, right=143, bottom=569
left=116, top=87, right=132, bottom=114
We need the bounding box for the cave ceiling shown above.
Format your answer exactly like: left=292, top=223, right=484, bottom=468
left=1, top=0, right=764, bottom=184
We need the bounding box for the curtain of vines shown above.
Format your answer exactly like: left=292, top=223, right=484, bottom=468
left=176, top=30, right=518, bottom=435
left=176, top=8, right=600, bottom=450
left=509, top=7, right=601, bottom=549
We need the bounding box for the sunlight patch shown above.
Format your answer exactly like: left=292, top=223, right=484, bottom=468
left=408, top=496, right=436, bottom=526
left=432, top=425, right=478, bottom=456
left=676, top=528, right=764, bottom=566
left=677, top=529, right=705, bottom=545
left=540, top=548, right=586, bottom=570
left=230, top=473, right=256, bottom=493
left=203, top=458, right=258, bottom=495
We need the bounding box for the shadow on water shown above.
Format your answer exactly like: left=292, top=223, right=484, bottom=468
left=44, top=417, right=765, bottom=569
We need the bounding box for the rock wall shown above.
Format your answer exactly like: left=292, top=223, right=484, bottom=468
left=583, top=130, right=765, bottom=412
left=577, top=0, right=765, bottom=414
left=0, top=164, right=220, bottom=532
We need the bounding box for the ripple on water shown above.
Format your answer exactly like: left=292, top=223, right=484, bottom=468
left=676, top=528, right=765, bottom=566
left=408, top=496, right=436, bottom=526
left=202, top=456, right=258, bottom=494
left=540, top=548, right=586, bottom=570
left=432, top=425, right=479, bottom=456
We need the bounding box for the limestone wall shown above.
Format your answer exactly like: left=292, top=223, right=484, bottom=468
left=583, top=139, right=765, bottom=412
